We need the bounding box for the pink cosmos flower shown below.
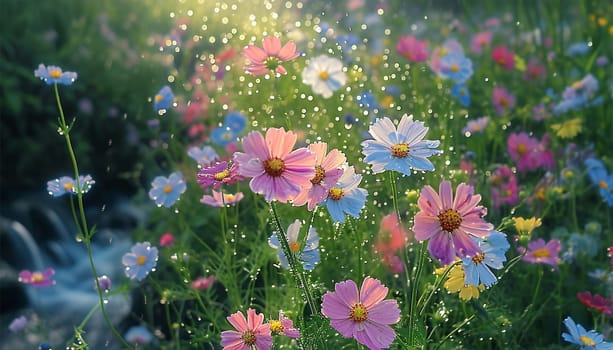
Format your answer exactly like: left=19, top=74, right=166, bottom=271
left=519, top=238, right=561, bottom=268
left=492, top=86, right=516, bottom=116
left=523, top=60, right=546, bottom=80
left=507, top=132, right=554, bottom=172
left=200, top=190, right=244, bottom=207
left=191, top=275, right=216, bottom=290
left=18, top=268, right=55, bottom=288
left=159, top=232, right=175, bottom=247
left=413, top=181, right=494, bottom=265
left=268, top=311, right=300, bottom=339
left=470, top=31, right=493, bottom=54
left=375, top=214, right=411, bottom=273
left=233, top=128, right=316, bottom=203
left=292, top=142, right=345, bottom=210
left=489, top=165, right=519, bottom=208
left=396, top=35, right=429, bottom=62
left=221, top=308, right=272, bottom=350
left=242, top=36, right=299, bottom=76
left=197, top=161, right=241, bottom=190
left=321, top=276, right=400, bottom=349
left=492, top=46, right=515, bottom=70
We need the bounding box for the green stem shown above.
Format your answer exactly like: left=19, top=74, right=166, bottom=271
left=269, top=202, right=317, bottom=316
left=53, top=83, right=132, bottom=349
left=418, top=261, right=460, bottom=315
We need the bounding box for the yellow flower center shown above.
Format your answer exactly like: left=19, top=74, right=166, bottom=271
left=328, top=187, right=344, bottom=201
left=49, top=69, right=62, bottom=79
left=310, top=165, right=325, bottom=185
left=163, top=184, right=173, bottom=193
left=472, top=252, right=485, bottom=264
left=241, top=330, right=256, bottom=345
left=289, top=241, right=301, bottom=253
left=263, top=157, right=285, bottom=177
left=580, top=335, right=596, bottom=347
left=571, top=81, right=583, bottom=89
left=499, top=96, right=508, bottom=107
left=155, top=94, right=164, bottom=102
left=516, top=144, right=527, bottom=155
left=391, top=143, right=409, bottom=158
left=319, top=71, right=329, bottom=81
left=536, top=188, right=546, bottom=200
left=214, top=170, right=230, bottom=181
left=402, top=50, right=412, bottom=59
left=600, top=180, right=609, bottom=189
left=350, top=303, right=368, bottom=322
left=224, top=194, right=236, bottom=202
left=438, top=209, right=463, bottom=232
left=32, top=272, right=45, bottom=283
left=450, top=63, right=460, bottom=72
left=270, top=320, right=284, bottom=334
left=137, top=255, right=147, bottom=265
left=531, top=248, right=550, bottom=258
left=63, top=182, right=74, bottom=191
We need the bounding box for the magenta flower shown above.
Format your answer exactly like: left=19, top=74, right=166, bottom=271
left=413, top=181, right=494, bottom=265
left=200, top=190, right=244, bottom=207
left=191, top=275, right=216, bottom=290
left=492, top=86, right=516, bottom=116
left=221, top=308, right=272, bottom=350
left=242, top=36, right=299, bottom=76
left=396, top=35, right=429, bottom=62
left=321, top=276, right=400, bottom=349
left=18, top=268, right=55, bottom=288
left=492, top=46, right=515, bottom=70
left=268, top=311, right=300, bottom=339
left=489, top=165, right=519, bottom=208
left=197, top=161, right=241, bottom=190
left=292, top=142, right=345, bottom=210
left=233, top=128, right=316, bottom=203
left=470, top=31, right=493, bottom=54
left=507, top=132, right=554, bottom=172
left=519, top=238, right=561, bottom=268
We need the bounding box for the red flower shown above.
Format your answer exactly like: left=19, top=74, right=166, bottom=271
left=577, top=291, right=613, bottom=315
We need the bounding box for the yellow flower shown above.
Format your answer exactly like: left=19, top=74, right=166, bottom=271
left=513, top=216, right=542, bottom=235
left=551, top=118, right=582, bottom=139
left=437, top=264, right=485, bottom=301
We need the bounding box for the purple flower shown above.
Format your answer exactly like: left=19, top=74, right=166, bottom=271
left=8, top=316, right=28, bottom=333
left=18, top=268, right=55, bottom=288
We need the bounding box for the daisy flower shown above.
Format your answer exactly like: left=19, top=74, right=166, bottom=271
left=438, top=53, right=473, bottom=83
left=268, top=219, right=319, bottom=271
left=122, top=242, right=159, bottom=281
left=302, top=55, right=347, bottom=98
left=413, top=181, right=494, bottom=265
left=233, top=128, right=316, bottom=203
left=439, top=263, right=486, bottom=301
left=153, top=86, right=174, bottom=114
left=34, top=63, right=77, bottom=85
left=149, top=172, right=187, bottom=208
left=462, top=230, right=509, bottom=288
left=323, top=166, right=367, bottom=223
left=361, top=114, right=441, bottom=176
left=292, top=142, right=345, bottom=210
left=188, top=146, right=219, bottom=167
left=242, top=36, right=299, bottom=76
left=321, top=276, right=400, bottom=349
left=562, top=316, right=613, bottom=349
left=221, top=308, right=272, bottom=350
left=46, top=175, right=95, bottom=197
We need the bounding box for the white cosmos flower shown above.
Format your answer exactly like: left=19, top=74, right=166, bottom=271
left=302, top=55, right=347, bottom=98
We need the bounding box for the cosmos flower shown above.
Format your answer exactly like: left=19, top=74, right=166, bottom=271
left=507, top=132, right=547, bottom=172
left=292, top=142, right=345, bottom=210
left=413, top=181, right=494, bottom=265
left=200, top=190, right=244, bottom=207
left=438, top=53, right=473, bottom=83
left=149, top=172, right=187, bottom=207
left=489, top=165, right=519, bottom=208
left=585, top=158, right=613, bottom=206
left=197, top=161, right=241, bottom=190
left=302, top=55, right=347, bottom=98
left=361, top=114, right=441, bottom=176
left=233, top=128, right=316, bottom=203
left=321, top=276, right=400, bottom=349
left=492, top=86, right=516, bottom=116
left=462, top=116, right=489, bottom=135
left=124, top=325, right=155, bottom=346
left=268, top=219, right=320, bottom=271
left=554, top=74, right=600, bottom=115
left=492, top=46, right=515, bottom=70
left=18, top=268, right=55, bottom=288
left=242, top=36, right=299, bottom=76
left=122, top=242, right=159, bottom=281
left=577, top=291, right=613, bottom=316
left=323, top=166, right=368, bottom=223
left=551, top=118, right=583, bottom=139
left=153, top=86, right=174, bottom=114
left=562, top=316, right=613, bottom=349
left=470, top=31, right=493, bottom=54
left=462, top=230, right=509, bottom=288
left=159, top=232, right=175, bottom=247
left=375, top=214, right=411, bottom=273
left=191, top=275, right=216, bottom=290
left=429, top=38, right=464, bottom=75
left=519, top=238, right=561, bottom=268
left=268, top=311, right=300, bottom=339
left=34, top=63, right=77, bottom=85
left=221, top=308, right=272, bottom=350
left=396, top=35, right=429, bottom=62
left=46, top=175, right=95, bottom=197
left=188, top=146, right=219, bottom=167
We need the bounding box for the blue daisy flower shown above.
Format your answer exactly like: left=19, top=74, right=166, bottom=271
left=122, top=242, right=158, bottom=281
left=323, top=166, right=368, bottom=223
left=268, top=220, right=320, bottom=271
left=46, top=175, right=95, bottom=197
left=148, top=172, right=186, bottom=207
left=585, top=158, right=613, bottom=206
left=34, top=64, right=77, bottom=85
left=439, top=53, right=473, bottom=84
left=153, top=86, right=174, bottom=114
left=361, top=114, right=441, bottom=176
left=224, top=111, right=247, bottom=133
left=187, top=145, right=219, bottom=167
left=211, top=126, right=238, bottom=147
left=451, top=83, right=471, bottom=107
left=462, top=230, right=509, bottom=288
left=562, top=316, right=613, bottom=349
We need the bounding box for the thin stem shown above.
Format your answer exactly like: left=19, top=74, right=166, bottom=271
left=433, top=315, right=476, bottom=350
left=418, top=261, right=460, bottom=316
left=269, top=202, right=317, bottom=316
left=53, top=83, right=132, bottom=349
